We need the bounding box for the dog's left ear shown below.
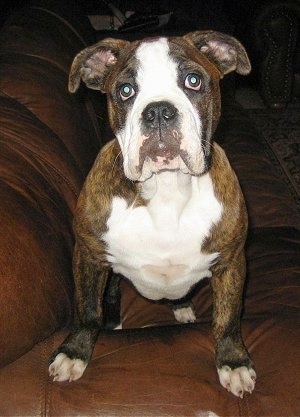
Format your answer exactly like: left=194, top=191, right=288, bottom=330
left=184, top=31, right=251, bottom=77
left=69, top=38, right=129, bottom=93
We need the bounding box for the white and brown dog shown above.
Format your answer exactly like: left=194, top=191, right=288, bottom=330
left=49, top=31, right=256, bottom=397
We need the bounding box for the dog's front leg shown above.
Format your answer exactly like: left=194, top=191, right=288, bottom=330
left=49, top=243, right=109, bottom=382
left=212, top=250, right=256, bottom=397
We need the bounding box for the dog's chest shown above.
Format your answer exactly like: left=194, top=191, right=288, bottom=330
left=103, top=171, right=222, bottom=300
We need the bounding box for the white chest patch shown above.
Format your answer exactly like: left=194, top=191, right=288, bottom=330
left=103, top=171, right=223, bottom=300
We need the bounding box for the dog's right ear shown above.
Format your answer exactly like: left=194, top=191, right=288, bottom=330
left=68, top=38, right=129, bottom=93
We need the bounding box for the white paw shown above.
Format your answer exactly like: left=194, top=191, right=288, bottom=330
left=217, top=365, right=256, bottom=398
left=49, top=353, right=87, bottom=382
left=173, top=305, right=196, bottom=323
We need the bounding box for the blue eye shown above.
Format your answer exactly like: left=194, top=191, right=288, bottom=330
left=185, top=73, right=201, bottom=91
left=120, top=83, right=135, bottom=101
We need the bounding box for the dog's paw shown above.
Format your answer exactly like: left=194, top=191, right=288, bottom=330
left=49, top=353, right=87, bottom=382
left=172, top=305, right=196, bottom=323
left=217, top=365, right=256, bottom=398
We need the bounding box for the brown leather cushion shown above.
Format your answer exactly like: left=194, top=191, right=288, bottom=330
left=0, top=6, right=101, bottom=366
left=0, top=318, right=299, bottom=417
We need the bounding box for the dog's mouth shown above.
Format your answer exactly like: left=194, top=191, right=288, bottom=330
left=120, top=127, right=210, bottom=182
left=135, top=130, right=194, bottom=178
left=139, top=130, right=181, bottom=166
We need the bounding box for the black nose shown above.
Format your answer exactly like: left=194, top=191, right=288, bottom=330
left=142, top=101, right=178, bottom=128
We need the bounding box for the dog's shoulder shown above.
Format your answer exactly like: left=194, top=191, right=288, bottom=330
left=203, top=142, right=248, bottom=256
left=88, top=139, right=124, bottom=184
left=210, top=142, right=245, bottom=207
left=74, top=139, right=144, bottom=237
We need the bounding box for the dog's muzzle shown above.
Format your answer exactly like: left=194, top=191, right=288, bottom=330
left=120, top=96, right=206, bottom=181
left=139, top=100, right=183, bottom=167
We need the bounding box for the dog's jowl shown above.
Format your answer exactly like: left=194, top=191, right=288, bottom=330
left=49, top=31, right=256, bottom=397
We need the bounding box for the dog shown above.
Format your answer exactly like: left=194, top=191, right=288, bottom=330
left=49, top=30, right=256, bottom=398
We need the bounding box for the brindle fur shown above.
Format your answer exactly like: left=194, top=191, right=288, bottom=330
left=50, top=31, right=254, bottom=387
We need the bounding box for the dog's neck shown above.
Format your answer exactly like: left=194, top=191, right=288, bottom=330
left=141, top=170, right=192, bottom=199
left=140, top=170, right=206, bottom=229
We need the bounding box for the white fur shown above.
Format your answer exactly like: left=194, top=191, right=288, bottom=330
left=49, top=353, right=87, bottom=382
left=116, top=38, right=204, bottom=181
left=103, top=170, right=222, bottom=301
left=217, top=365, right=256, bottom=398
left=173, top=306, right=197, bottom=323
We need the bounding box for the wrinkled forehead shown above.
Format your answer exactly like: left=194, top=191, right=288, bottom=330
left=132, top=37, right=216, bottom=92
left=109, top=37, right=219, bottom=89
left=106, top=36, right=219, bottom=96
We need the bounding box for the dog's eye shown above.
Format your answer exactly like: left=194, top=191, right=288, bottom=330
left=185, top=73, right=201, bottom=91
left=119, top=83, right=135, bottom=101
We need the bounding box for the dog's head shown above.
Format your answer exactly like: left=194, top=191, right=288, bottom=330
left=69, top=31, right=250, bottom=181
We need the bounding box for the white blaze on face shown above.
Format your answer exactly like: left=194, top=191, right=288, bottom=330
left=116, top=38, right=205, bottom=181
left=136, top=38, right=182, bottom=100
